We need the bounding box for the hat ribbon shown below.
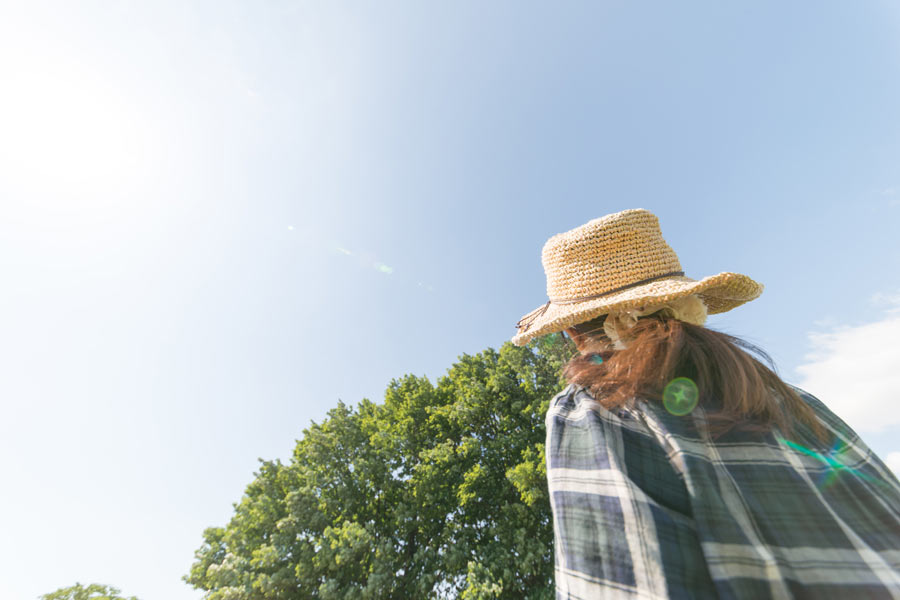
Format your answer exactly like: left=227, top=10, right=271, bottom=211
left=515, top=270, right=684, bottom=332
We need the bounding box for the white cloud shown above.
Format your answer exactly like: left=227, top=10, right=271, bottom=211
left=871, top=290, right=900, bottom=309
left=873, top=187, right=900, bottom=206
left=886, top=453, right=900, bottom=477
left=795, top=299, right=900, bottom=434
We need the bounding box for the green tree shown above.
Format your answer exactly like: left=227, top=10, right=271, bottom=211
left=40, top=583, right=139, bottom=600
left=186, top=336, right=575, bottom=599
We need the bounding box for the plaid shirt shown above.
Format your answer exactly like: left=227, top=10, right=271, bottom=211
left=546, top=382, right=900, bottom=599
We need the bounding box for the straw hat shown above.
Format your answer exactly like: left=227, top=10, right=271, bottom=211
left=511, top=208, right=764, bottom=346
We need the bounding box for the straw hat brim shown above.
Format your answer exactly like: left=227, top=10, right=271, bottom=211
left=511, top=272, right=763, bottom=346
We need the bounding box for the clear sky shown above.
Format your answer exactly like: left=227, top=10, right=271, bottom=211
left=1, top=1, right=899, bottom=598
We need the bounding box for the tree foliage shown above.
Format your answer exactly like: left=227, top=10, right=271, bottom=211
left=40, top=583, right=139, bottom=600
left=186, top=336, right=575, bottom=599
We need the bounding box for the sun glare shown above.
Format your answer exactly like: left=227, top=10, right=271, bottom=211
left=0, top=52, right=150, bottom=194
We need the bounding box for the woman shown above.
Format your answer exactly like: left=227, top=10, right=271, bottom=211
left=512, top=209, right=900, bottom=599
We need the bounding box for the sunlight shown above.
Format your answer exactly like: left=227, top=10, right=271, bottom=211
left=0, top=51, right=150, bottom=195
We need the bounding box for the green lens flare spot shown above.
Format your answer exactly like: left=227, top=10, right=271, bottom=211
left=589, top=354, right=604, bottom=365
left=663, top=377, right=699, bottom=416
left=778, top=437, right=893, bottom=491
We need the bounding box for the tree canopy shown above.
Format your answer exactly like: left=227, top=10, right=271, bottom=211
left=186, top=335, right=575, bottom=599
left=40, top=583, right=139, bottom=600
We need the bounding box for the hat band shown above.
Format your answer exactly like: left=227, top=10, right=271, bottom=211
left=552, top=270, right=684, bottom=305
left=515, top=270, right=684, bottom=332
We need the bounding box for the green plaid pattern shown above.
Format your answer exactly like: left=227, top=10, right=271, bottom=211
left=546, top=383, right=900, bottom=599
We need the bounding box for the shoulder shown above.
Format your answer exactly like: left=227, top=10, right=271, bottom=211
left=784, top=384, right=891, bottom=470
left=547, top=382, right=603, bottom=417
left=545, top=382, right=641, bottom=430
left=786, top=383, right=860, bottom=443
left=548, top=382, right=581, bottom=411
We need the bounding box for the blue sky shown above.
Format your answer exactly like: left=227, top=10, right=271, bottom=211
left=1, top=1, right=899, bottom=598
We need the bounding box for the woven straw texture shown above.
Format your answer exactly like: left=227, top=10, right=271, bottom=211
left=511, top=208, right=763, bottom=346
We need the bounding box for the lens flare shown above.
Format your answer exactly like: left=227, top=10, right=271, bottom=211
left=327, top=241, right=431, bottom=288
left=779, top=437, right=894, bottom=491
left=663, top=377, right=699, bottom=416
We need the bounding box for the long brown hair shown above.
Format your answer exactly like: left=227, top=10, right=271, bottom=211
left=562, top=311, right=828, bottom=441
